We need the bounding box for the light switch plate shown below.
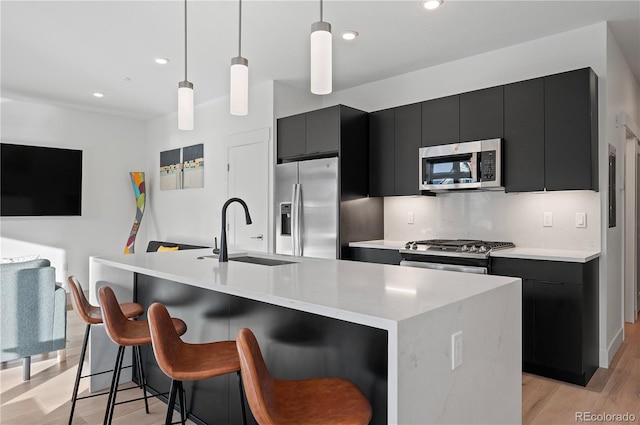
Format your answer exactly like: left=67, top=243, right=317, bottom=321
left=543, top=212, right=553, bottom=227
left=408, top=211, right=414, bottom=224
left=576, top=212, right=587, bottom=228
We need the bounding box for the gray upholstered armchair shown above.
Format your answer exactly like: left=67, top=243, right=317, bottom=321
left=0, top=258, right=67, bottom=380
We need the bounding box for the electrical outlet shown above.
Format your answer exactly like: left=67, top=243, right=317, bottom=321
left=543, top=212, right=553, bottom=227
left=575, top=212, right=587, bottom=228
left=408, top=211, right=414, bottom=224
left=451, top=331, right=463, bottom=370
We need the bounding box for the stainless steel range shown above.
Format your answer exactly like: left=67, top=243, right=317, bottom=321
left=399, top=239, right=515, bottom=274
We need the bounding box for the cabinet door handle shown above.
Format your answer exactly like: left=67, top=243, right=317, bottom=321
left=250, top=234, right=264, bottom=240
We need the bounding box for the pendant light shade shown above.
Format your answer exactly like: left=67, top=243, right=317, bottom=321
left=230, top=0, right=248, bottom=116
left=178, top=0, right=194, bottom=130
left=178, top=81, right=194, bottom=130
left=310, top=0, right=332, bottom=95
left=230, top=57, right=249, bottom=116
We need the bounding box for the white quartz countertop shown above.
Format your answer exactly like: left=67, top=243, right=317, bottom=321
left=490, top=247, right=600, bottom=263
left=349, top=240, right=600, bottom=263
left=92, top=249, right=519, bottom=330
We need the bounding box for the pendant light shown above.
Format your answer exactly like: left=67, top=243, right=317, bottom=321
left=310, top=0, right=332, bottom=95
left=230, top=0, right=248, bottom=115
left=178, top=0, right=194, bottom=130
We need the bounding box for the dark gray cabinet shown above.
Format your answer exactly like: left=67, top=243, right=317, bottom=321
left=277, top=113, right=306, bottom=160
left=545, top=68, right=598, bottom=191
left=306, top=105, right=340, bottom=155
left=369, top=104, right=421, bottom=197
left=369, top=109, right=395, bottom=197
left=460, top=86, right=503, bottom=142
left=277, top=105, right=345, bottom=162
left=504, top=78, right=545, bottom=192
left=394, top=103, right=422, bottom=196
left=491, top=257, right=599, bottom=386
left=503, top=68, right=598, bottom=192
left=348, top=247, right=401, bottom=265
left=421, top=95, right=459, bottom=147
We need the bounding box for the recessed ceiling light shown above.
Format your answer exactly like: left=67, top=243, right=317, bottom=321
left=342, top=30, right=359, bottom=41
left=422, top=0, right=443, bottom=10
left=154, top=57, right=170, bottom=65
left=93, top=92, right=104, bottom=98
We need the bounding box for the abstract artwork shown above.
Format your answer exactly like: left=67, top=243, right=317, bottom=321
left=182, top=143, right=204, bottom=189
left=160, top=148, right=182, bottom=190
left=125, top=172, right=145, bottom=254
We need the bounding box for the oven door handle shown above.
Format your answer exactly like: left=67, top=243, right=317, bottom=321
left=399, top=260, right=487, bottom=274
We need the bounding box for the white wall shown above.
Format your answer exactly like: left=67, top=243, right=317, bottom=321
left=605, top=26, right=640, bottom=356
left=144, top=80, right=274, bottom=249
left=0, top=96, right=147, bottom=286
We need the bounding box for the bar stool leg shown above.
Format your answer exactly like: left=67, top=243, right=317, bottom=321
left=104, top=346, right=125, bottom=425
left=69, top=324, right=91, bottom=425
left=236, top=371, right=247, bottom=425
left=133, top=345, right=150, bottom=414
left=165, top=379, right=179, bottom=425
left=177, top=381, right=187, bottom=425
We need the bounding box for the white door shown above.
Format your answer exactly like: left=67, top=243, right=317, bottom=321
left=226, top=129, right=269, bottom=253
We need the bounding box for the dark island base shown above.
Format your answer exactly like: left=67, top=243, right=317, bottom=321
left=134, top=273, right=388, bottom=425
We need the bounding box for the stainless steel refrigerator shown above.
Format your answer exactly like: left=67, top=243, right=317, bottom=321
left=275, top=157, right=339, bottom=259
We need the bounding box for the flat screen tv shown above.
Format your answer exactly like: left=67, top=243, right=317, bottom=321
left=1, top=143, right=83, bottom=216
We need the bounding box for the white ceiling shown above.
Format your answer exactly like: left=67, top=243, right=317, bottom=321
left=2, top=1, right=639, bottom=121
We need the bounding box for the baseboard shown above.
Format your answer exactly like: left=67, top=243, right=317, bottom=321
left=600, top=326, right=624, bottom=367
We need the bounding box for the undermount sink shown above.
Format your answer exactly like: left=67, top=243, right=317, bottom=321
left=229, top=256, right=296, bottom=266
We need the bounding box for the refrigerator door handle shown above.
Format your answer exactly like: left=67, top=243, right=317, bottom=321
left=291, top=183, right=302, bottom=256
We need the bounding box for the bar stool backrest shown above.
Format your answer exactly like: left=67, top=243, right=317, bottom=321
left=236, top=328, right=276, bottom=424
left=68, top=276, right=100, bottom=324
left=147, top=302, right=184, bottom=379
left=98, top=286, right=133, bottom=346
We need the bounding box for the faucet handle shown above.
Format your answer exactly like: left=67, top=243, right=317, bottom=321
left=213, top=237, right=220, bottom=255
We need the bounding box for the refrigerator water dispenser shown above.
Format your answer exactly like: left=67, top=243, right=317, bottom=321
left=280, top=203, right=291, bottom=236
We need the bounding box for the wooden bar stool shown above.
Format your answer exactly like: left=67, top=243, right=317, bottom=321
left=98, top=285, right=187, bottom=425
left=236, top=328, right=372, bottom=425
left=67, top=277, right=145, bottom=425
left=147, top=302, right=247, bottom=425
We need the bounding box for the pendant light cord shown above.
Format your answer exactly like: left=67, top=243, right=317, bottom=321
left=184, top=0, right=188, bottom=81
left=320, top=0, right=323, bottom=22
left=238, top=0, right=242, bottom=57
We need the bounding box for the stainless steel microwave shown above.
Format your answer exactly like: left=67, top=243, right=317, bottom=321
left=419, top=139, right=502, bottom=191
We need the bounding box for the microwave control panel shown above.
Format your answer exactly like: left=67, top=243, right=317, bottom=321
left=479, top=150, right=497, bottom=182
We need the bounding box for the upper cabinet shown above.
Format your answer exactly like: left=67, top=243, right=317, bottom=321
left=394, top=103, right=422, bottom=196
left=306, top=105, right=340, bottom=155
left=369, top=109, right=395, bottom=197
left=503, top=68, right=598, bottom=192
left=369, top=104, right=421, bottom=197
left=459, top=86, right=504, bottom=142
left=277, top=112, right=306, bottom=160
left=504, top=78, right=545, bottom=192
left=421, top=95, right=459, bottom=147
left=544, top=68, right=598, bottom=191
left=277, top=105, right=348, bottom=162
left=277, top=104, right=369, bottom=197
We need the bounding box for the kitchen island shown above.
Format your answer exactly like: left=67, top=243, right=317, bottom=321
left=89, top=249, right=522, bottom=424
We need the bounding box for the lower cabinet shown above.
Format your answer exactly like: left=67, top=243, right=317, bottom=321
left=348, top=247, right=401, bottom=265
left=491, top=257, right=599, bottom=386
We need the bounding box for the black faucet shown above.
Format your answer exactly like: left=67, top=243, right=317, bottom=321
left=219, top=197, right=252, bottom=262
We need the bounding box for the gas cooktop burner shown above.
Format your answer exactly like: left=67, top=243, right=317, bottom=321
left=403, top=239, right=515, bottom=256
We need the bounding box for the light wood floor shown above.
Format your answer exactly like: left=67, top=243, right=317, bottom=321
left=2, top=306, right=640, bottom=424
left=0, top=304, right=192, bottom=425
